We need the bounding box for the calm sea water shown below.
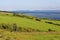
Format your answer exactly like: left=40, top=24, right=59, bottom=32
left=23, top=12, right=60, bottom=20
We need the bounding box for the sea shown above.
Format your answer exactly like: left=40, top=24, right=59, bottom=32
left=23, top=13, right=60, bottom=20
left=13, top=10, right=60, bottom=20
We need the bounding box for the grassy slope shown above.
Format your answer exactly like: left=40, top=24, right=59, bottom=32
left=0, top=13, right=60, bottom=31
left=0, top=12, right=60, bottom=40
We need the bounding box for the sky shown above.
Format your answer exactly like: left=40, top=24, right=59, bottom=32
left=0, top=0, right=60, bottom=11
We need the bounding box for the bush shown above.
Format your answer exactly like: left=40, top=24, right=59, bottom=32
left=45, top=21, right=53, bottom=24
left=48, top=28, right=55, bottom=32
left=17, top=27, right=23, bottom=32
left=45, top=21, right=60, bottom=26
left=35, top=18, right=40, bottom=21
left=12, top=23, right=17, bottom=31
left=13, top=13, right=17, bottom=16
left=53, top=24, right=60, bottom=26
left=0, top=23, right=43, bottom=32
left=25, top=16, right=33, bottom=19
left=36, top=29, right=41, bottom=32
left=25, top=28, right=33, bottom=32
left=1, top=23, right=8, bottom=29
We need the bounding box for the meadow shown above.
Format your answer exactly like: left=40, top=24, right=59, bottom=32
left=0, top=12, right=60, bottom=40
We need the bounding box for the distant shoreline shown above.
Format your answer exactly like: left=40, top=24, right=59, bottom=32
left=0, top=11, right=60, bottom=20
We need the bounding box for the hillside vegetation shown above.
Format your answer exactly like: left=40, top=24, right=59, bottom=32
left=0, top=12, right=60, bottom=40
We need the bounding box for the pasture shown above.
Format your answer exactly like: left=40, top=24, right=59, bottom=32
left=0, top=12, right=60, bottom=40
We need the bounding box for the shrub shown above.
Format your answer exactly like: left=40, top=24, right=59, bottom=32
left=45, top=21, right=60, bottom=26
left=16, top=15, right=25, bottom=18
left=6, top=14, right=9, bottom=15
left=25, top=28, right=31, bottom=32
left=0, top=23, right=43, bottom=32
left=12, top=23, right=17, bottom=31
left=17, top=27, right=26, bottom=32
left=36, top=29, right=41, bottom=32
left=1, top=23, right=8, bottom=29
left=25, top=16, right=33, bottom=19
left=53, top=24, right=60, bottom=26
left=13, top=13, right=17, bottom=16
left=45, top=21, right=53, bottom=24
left=48, top=28, right=55, bottom=32
left=48, top=29, right=52, bottom=32
left=35, top=18, right=40, bottom=21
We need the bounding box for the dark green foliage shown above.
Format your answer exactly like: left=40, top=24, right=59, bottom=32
left=12, top=13, right=35, bottom=20
left=12, top=13, right=42, bottom=22
left=53, top=24, right=60, bottom=26
left=1, top=23, right=8, bottom=29
left=25, top=28, right=33, bottom=32
left=17, top=27, right=36, bottom=32
left=48, top=29, right=52, bottom=32
left=48, top=28, right=55, bottom=32
left=1, top=23, right=57, bottom=32
left=35, top=18, right=40, bottom=21
left=45, top=21, right=60, bottom=26
left=0, top=23, right=42, bottom=32
left=6, top=14, right=8, bottom=15
left=13, top=13, right=18, bottom=16
left=25, top=16, right=33, bottom=19
left=45, top=21, right=53, bottom=24
left=0, top=23, right=17, bottom=32
left=16, top=15, right=24, bottom=17
left=12, top=23, right=17, bottom=31
left=17, top=27, right=23, bottom=32
left=36, top=29, right=41, bottom=32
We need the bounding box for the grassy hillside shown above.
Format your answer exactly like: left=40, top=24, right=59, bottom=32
left=0, top=12, right=60, bottom=40
left=0, top=13, right=60, bottom=32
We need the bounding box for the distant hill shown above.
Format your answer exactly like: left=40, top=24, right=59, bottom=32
left=11, top=10, right=60, bottom=13
left=0, top=10, right=60, bottom=13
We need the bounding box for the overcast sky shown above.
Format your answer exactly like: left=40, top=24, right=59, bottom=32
left=0, top=0, right=60, bottom=11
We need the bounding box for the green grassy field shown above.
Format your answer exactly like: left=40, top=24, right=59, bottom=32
left=0, top=29, right=60, bottom=40
left=0, top=12, right=60, bottom=40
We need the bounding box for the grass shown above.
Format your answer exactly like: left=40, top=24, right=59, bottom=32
left=0, top=12, right=60, bottom=40
left=0, top=14, right=60, bottom=32
left=0, top=29, right=60, bottom=40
